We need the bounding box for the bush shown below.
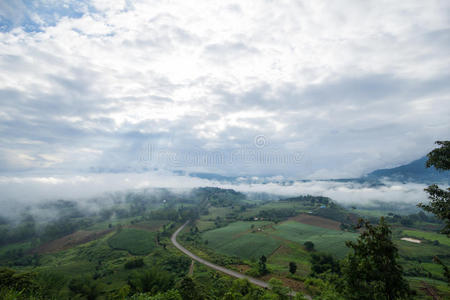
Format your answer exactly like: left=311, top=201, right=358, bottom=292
left=125, top=258, right=145, bottom=269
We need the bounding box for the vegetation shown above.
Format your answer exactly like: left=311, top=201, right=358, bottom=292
left=108, top=228, right=157, bottom=255
left=342, top=218, right=411, bottom=300
left=0, top=187, right=448, bottom=299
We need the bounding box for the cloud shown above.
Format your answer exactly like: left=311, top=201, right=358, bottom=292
left=0, top=172, right=429, bottom=220
left=0, top=0, right=448, bottom=181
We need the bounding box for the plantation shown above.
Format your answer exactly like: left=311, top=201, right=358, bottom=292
left=201, top=221, right=279, bottom=260
left=108, top=228, right=157, bottom=255
left=273, top=221, right=359, bottom=258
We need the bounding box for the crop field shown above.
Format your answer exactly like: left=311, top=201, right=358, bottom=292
left=289, top=213, right=341, bottom=230
left=267, top=243, right=311, bottom=276
left=272, top=221, right=359, bottom=258
left=395, top=238, right=449, bottom=258
left=202, top=219, right=359, bottom=260
left=402, top=229, right=450, bottom=247
left=201, top=221, right=281, bottom=260
left=200, top=207, right=233, bottom=221
left=108, top=228, right=157, bottom=255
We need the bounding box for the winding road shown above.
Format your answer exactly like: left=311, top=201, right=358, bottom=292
left=170, top=221, right=312, bottom=299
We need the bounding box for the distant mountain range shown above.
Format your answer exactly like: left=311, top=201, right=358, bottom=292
left=364, top=156, right=449, bottom=184
left=186, top=156, right=449, bottom=185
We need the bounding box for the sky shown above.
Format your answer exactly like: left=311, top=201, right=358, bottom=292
left=0, top=0, right=449, bottom=201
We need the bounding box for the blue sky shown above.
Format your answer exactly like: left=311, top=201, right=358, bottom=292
left=0, top=0, right=449, bottom=187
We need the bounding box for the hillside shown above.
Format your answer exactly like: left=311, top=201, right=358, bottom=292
left=366, top=156, right=449, bottom=184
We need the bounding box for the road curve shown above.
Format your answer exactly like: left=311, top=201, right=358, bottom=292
left=170, top=221, right=312, bottom=299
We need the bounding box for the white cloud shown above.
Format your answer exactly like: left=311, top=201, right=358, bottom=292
left=0, top=0, right=448, bottom=179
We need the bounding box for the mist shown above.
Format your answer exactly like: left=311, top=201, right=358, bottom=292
left=0, top=172, right=430, bottom=223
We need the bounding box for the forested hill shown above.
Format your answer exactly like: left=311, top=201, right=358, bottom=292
left=366, top=156, right=449, bottom=184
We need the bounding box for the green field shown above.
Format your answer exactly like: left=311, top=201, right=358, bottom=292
left=201, top=220, right=359, bottom=260
left=201, top=221, right=281, bottom=260
left=272, top=221, right=359, bottom=258
left=402, top=229, right=450, bottom=247
left=108, top=228, right=157, bottom=255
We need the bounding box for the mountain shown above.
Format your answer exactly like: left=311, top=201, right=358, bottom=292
left=365, top=156, right=449, bottom=184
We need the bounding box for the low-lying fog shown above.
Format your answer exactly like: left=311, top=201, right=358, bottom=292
left=0, top=171, right=430, bottom=221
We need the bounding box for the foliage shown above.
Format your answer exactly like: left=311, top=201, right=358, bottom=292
left=310, top=253, right=340, bottom=276
left=303, top=241, right=314, bottom=252
left=425, top=141, right=450, bottom=170
left=342, top=218, right=410, bottom=300
left=128, top=268, right=174, bottom=295
left=419, top=184, right=450, bottom=235
left=418, top=140, right=450, bottom=284
left=258, top=255, right=268, bottom=275
left=68, top=276, right=101, bottom=300
left=177, top=277, right=200, bottom=300
left=125, top=258, right=145, bottom=269
left=129, top=289, right=182, bottom=300
left=418, top=140, right=449, bottom=235
left=289, top=261, right=297, bottom=274
left=268, top=278, right=290, bottom=299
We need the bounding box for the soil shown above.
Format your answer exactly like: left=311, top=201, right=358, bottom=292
left=33, top=229, right=113, bottom=254
left=288, top=213, right=342, bottom=230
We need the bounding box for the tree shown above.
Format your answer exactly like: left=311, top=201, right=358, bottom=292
left=418, top=141, right=450, bottom=235
left=303, top=241, right=314, bottom=251
left=177, top=277, right=200, bottom=300
left=310, top=253, right=340, bottom=276
left=258, top=255, right=268, bottom=275
left=289, top=262, right=297, bottom=274
left=417, top=140, right=450, bottom=284
left=268, top=278, right=289, bottom=300
left=342, top=218, right=410, bottom=300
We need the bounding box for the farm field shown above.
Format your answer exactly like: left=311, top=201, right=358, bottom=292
left=395, top=238, right=450, bottom=258
left=288, top=213, right=341, bottom=230
left=402, top=229, right=450, bottom=247
left=272, top=221, right=359, bottom=258
left=108, top=228, right=157, bottom=255
left=201, top=218, right=359, bottom=261
left=201, top=221, right=280, bottom=260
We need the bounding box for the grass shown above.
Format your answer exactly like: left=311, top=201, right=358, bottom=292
left=272, top=221, right=359, bottom=258
left=402, top=229, right=450, bottom=247
left=108, top=228, right=157, bottom=255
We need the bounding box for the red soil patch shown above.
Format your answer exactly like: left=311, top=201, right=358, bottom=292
left=288, top=213, right=341, bottom=230
left=33, top=229, right=113, bottom=254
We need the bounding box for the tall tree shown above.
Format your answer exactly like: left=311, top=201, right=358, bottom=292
left=342, top=218, right=410, bottom=300
left=418, top=140, right=450, bottom=284
left=418, top=141, right=450, bottom=235
left=258, top=255, right=268, bottom=275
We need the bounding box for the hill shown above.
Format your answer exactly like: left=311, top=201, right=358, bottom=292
left=366, top=156, right=449, bottom=184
